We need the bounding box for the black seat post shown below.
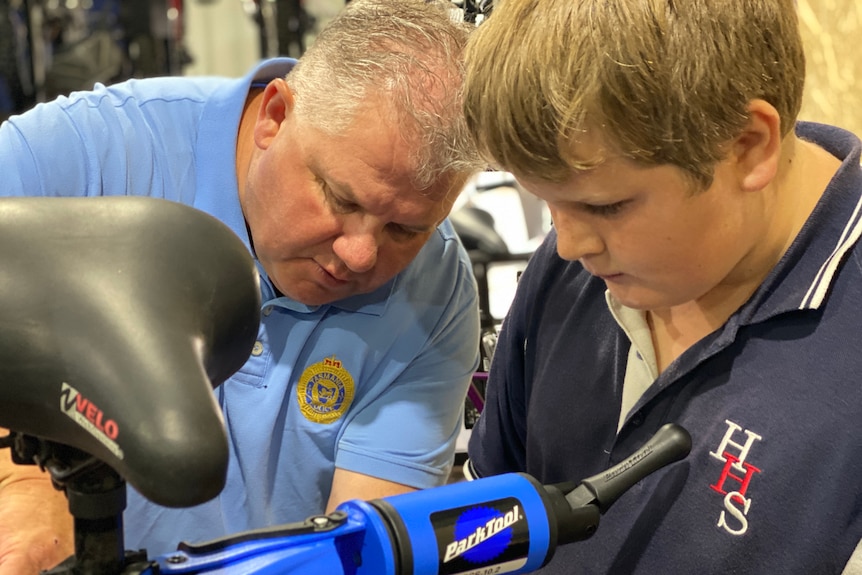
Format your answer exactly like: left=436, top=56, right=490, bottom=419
left=18, top=441, right=132, bottom=575
left=64, top=465, right=126, bottom=575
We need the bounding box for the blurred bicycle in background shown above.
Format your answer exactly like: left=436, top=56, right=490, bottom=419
left=0, top=0, right=192, bottom=121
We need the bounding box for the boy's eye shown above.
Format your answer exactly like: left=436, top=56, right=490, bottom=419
left=583, top=201, right=628, bottom=217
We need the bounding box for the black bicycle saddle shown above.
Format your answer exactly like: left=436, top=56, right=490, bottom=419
left=0, top=197, right=260, bottom=508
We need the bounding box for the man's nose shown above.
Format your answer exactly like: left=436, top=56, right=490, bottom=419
left=550, top=208, right=605, bottom=262
left=332, top=216, right=380, bottom=273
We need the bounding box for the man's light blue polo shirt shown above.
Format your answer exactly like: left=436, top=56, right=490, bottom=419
left=0, top=58, right=480, bottom=556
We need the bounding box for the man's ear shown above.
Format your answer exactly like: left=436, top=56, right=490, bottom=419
left=732, top=99, right=782, bottom=192
left=254, top=78, right=296, bottom=149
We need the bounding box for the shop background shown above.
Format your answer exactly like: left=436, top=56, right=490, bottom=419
left=797, top=0, right=862, bottom=139
left=183, top=0, right=862, bottom=138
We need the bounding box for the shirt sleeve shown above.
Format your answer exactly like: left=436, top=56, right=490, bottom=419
left=467, top=232, right=559, bottom=477
left=0, top=98, right=93, bottom=198
left=0, top=78, right=207, bottom=201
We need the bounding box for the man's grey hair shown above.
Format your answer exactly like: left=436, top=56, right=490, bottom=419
left=286, top=0, right=483, bottom=190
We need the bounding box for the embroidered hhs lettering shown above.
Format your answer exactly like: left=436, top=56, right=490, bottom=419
left=709, top=420, right=762, bottom=536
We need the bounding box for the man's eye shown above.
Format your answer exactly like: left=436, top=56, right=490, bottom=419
left=329, top=196, right=357, bottom=213
left=320, top=181, right=357, bottom=214
left=386, top=223, right=421, bottom=242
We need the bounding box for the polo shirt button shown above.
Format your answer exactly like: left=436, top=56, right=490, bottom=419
left=251, top=341, right=264, bottom=356
left=630, top=413, right=644, bottom=427
left=262, top=306, right=273, bottom=316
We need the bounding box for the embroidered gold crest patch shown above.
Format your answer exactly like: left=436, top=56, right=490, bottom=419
left=297, top=355, right=355, bottom=424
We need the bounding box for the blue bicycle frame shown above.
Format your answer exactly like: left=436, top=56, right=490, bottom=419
left=130, top=424, right=689, bottom=575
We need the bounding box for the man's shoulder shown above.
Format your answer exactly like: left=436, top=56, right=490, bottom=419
left=61, top=76, right=224, bottom=111
left=405, top=219, right=474, bottom=282
left=373, top=220, right=479, bottom=319
left=12, top=75, right=227, bottom=145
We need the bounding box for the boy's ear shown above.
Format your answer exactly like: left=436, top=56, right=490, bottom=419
left=254, top=78, right=296, bottom=148
left=733, top=99, right=782, bottom=192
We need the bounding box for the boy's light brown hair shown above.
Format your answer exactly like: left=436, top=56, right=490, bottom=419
left=464, top=0, right=806, bottom=187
